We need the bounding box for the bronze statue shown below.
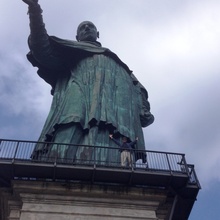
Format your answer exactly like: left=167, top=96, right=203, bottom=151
left=22, top=0, right=154, bottom=164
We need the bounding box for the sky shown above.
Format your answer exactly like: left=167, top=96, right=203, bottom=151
left=0, top=0, right=220, bottom=219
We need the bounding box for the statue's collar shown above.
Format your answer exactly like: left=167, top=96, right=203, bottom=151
left=81, top=40, right=102, bottom=47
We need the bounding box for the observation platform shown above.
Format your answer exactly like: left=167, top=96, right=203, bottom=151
left=0, top=138, right=201, bottom=219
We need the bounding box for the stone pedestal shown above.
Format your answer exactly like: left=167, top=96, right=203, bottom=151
left=0, top=180, right=174, bottom=220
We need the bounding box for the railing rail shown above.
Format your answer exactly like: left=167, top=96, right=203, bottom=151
left=0, top=138, right=200, bottom=186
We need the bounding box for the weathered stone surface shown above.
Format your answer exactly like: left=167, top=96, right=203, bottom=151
left=0, top=180, right=173, bottom=220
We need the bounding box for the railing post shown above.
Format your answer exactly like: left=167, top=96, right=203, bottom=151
left=93, top=145, right=96, bottom=168
left=181, top=155, right=190, bottom=176
left=166, top=153, right=172, bottom=174
left=54, top=143, right=58, bottom=165
left=12, top=141, right=20, bottom=163
left=131, top=150, right=135, bottom=170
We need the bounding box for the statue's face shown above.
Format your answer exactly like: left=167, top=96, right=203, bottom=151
left=76, top=21, right=99, bottom=42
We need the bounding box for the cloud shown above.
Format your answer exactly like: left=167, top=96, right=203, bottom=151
left=1, top=0, right=220, bottom=191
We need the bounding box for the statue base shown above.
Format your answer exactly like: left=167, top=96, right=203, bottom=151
left=0, top=180, right=174, bottom=220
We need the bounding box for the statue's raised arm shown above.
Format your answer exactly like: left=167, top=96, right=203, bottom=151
left=22, top=0, right=39, bottom=6
left=22, top=0, right=48, bottom=64
left=22, top=0, right=66, bottom=88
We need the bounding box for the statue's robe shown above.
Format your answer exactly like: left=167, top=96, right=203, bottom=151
left=27, top=36, right=154, bottom=164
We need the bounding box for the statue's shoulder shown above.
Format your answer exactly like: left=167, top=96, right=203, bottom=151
left=49, top=36, right=108, bottom=51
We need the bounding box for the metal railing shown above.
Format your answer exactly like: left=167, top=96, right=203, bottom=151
left=0, top=138, right=200, bottom=186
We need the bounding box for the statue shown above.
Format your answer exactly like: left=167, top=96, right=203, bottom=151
left=22, top=0, right=154, bottom=164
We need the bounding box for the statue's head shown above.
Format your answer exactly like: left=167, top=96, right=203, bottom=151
left=76, top=21, right=99, bottom=42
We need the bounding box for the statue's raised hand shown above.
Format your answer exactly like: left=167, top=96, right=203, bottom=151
left=22, top=0, right=38, bottom=6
